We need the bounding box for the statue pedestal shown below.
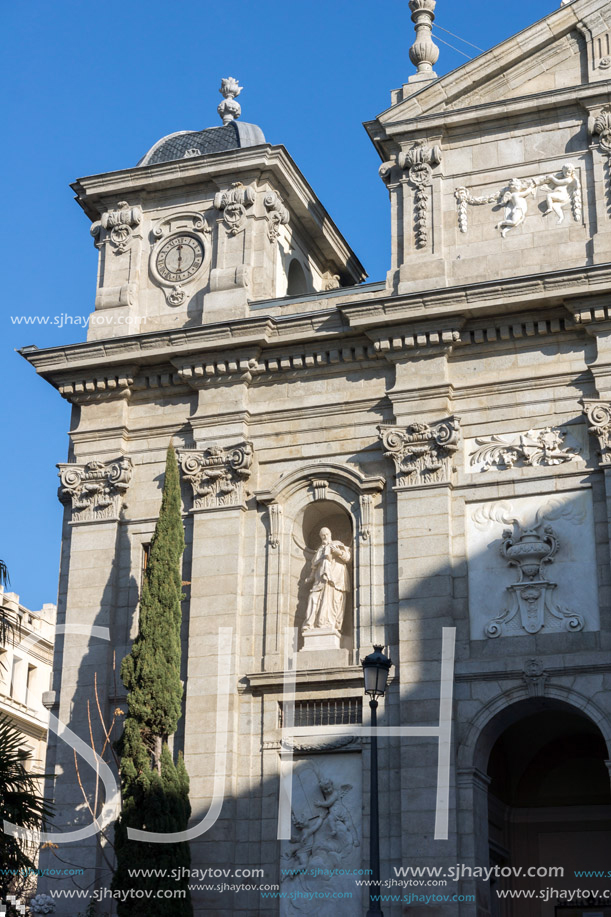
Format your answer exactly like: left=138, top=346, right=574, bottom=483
left=301, top=627, right=341, bottom=652
left=298, top=627, right=349, bottom=669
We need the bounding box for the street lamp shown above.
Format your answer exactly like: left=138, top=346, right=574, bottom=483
left=361, top=645, right=393, bottom=917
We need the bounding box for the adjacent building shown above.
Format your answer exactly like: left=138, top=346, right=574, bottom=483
left=0, top=586, right=56, bottom=773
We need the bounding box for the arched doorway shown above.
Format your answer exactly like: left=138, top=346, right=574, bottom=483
left=475, top=699, right=611, bottom=917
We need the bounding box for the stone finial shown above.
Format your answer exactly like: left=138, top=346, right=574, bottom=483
left=218, top=77, right=243, bottom=124
left=408, top=0, right=440, bottom=84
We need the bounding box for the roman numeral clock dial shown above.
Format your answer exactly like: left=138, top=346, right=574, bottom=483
left=155, top=234, right=204, bottom=283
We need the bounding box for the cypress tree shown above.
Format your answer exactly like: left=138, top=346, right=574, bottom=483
left=112, top=445, right=193, bottom=916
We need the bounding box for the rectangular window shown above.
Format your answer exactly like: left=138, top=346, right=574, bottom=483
left=278, top=697, right=362, bottom=729
left=26, top=664, right=37, bottom=701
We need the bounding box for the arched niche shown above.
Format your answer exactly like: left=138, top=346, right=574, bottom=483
left=254, top=463, right=385, bottom=666
left=286, top=258, right=309, bottom=295
left=292, top=500, right=354, bottom=650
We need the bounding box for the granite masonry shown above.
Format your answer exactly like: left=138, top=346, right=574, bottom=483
left=21, top=1, right=611, bottom=915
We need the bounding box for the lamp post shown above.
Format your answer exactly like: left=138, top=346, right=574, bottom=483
left=362, top=645, right=393, bottom=917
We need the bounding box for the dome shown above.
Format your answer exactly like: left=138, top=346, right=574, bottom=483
left=137, top=120, right=266, bottom=167
left=137, top=77, right=265, bottom=167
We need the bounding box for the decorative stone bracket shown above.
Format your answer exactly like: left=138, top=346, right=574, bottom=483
left=380, top=143, right=442, bottom=250
left=592, top=105, right=611, bottom=152
left=178, top=443, right=254, bottom=510
left=378, top=416, right=460, bottom=488
left=58, top=456, right=132, bottom=522
left=214, top=182, right=256, bottom=235
left=263, top=190, right=289, bottom=242
left=582, top=399, right=611, bottom=464
left=91, top=202, right=142, bottom=254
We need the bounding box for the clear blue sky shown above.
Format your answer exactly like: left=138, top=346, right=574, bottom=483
left=2, top=0, right=558, bottom=609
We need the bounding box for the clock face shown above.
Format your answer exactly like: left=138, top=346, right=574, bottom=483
left=155, top=233, right=205, bottom=283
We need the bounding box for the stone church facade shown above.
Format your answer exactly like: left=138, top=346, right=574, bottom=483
left=21, top=1, right=611, bottom=914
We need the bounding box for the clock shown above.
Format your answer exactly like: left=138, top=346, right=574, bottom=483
left=155, top=233, right=205, bottom=283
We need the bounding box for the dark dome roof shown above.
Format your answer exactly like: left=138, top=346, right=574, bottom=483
left=137, top=121, right=266, bottom=167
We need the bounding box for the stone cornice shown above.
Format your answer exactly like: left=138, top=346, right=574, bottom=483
left=20, top=263, right=611, bottom=399
left=368, top=83, right=611, bottom=149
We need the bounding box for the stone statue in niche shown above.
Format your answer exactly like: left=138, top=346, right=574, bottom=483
left=302, top=527, right=351, bottom=636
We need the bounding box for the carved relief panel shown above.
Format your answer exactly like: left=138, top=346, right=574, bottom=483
left=454, top=163, right=583, bottom=237
left=280, top=752, right=362, bottom=916
left=466, top=491, right=599, bottom=640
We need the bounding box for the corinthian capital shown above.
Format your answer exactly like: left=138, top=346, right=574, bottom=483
left=58, top=456, right=132, bottom=522
left=378, top=417, right=460, bottom=488
left=177, top=443, right=254, bottom=510
left=582, top=399, right=611, bottom=464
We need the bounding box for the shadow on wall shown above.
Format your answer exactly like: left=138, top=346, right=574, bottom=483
left=39, top=447, right=611, bottom=916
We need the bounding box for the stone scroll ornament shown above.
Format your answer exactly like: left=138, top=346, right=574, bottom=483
left=91, top=201, right=142, bottom=254
left=591, top=106, right=611, bottom=205
left=263, top=190, right=290, bottom=242
left=455, top=163, right=582, bottom=236
left=177, top=443, right=253, bottom=509
left=582, top=399, right=611, bottom=464
left=214, top=182, right=256, bottom=235
left=473, top=500, right=585, bottom=638
left=378, top=416, right=460, bottom=487
left=57, top=457, right=132, bottom=522
left=470, top=427, right=580, bottom=471
left=398, top=144, right=443, bottom=249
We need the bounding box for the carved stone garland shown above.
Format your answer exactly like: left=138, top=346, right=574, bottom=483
left=582, top=399, right=611, bottom=464
left=378, top=416, right=460, bottom=487
left=470, top=427, right=580, bottom=471
left=178, top=443, right=253, bottom=510
left=455, top=164, right=582, bottom=236
left=58, top=457, right=133, bottom=522
left=398, top=144, right=443, bottom=249
left=214, top=182, right=256, bottom=236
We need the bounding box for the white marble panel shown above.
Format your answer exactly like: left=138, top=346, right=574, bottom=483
left=466, top=490, right=599, bottom=640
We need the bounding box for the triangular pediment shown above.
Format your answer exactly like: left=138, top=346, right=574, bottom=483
left=374, top=0, right=611, bottom=130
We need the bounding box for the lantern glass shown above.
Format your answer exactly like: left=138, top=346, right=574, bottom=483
left=361, top=645, right=392, bottom=698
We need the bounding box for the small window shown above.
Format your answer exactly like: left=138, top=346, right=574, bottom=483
left=26, top=664, right=36, bottom=699
left=286, top=259, right=308, bottom=295
left=278, top=697, right=362, bottom=728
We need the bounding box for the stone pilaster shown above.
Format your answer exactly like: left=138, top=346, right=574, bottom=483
left=378, top=377, right=460, bottom=912
left=179, top=445, right=253, bottom=910
left=38, top=455, right=132, bottom=911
